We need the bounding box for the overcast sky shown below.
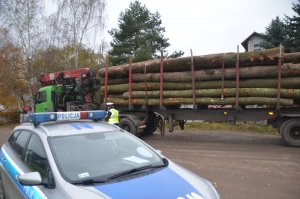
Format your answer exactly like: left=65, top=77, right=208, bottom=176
left=104, top=0, right=295, bottom=55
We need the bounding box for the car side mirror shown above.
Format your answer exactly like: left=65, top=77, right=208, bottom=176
left=17, top=172, right=42, bottom=186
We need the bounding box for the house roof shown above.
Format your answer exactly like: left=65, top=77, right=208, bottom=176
left=241, top=32, right=265, bottom=50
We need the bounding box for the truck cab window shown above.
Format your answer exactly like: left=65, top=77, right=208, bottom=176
left=37, top=91, right=47, bottom=103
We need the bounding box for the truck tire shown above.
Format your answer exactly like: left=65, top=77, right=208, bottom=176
left=179, top=120, right=185, bottom=130
left=119, top=118, right=137, bottom=136
left=143, top=114, right=157, bottom=136
left=143, top=122, right=156, bottom=136
left=280, top=118, right=300, bottom=147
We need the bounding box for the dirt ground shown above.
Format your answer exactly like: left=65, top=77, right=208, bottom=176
left=1, top=125, right=300, bottom=199
left=144, top=130, right=300, bottom=199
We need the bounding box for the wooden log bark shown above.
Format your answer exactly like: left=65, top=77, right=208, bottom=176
left=102, top=77, right=129, bottom=85
left=129, top=63, right=300, bottom=82
left=284, top=52, right=300, bottom=64
left=100, top=77, right=300, bottom=94
left=99, top=49, right=300, bottom=77
left=106, top=97, right=293, bottom=106
left=122, top=88, right=300, bottom=99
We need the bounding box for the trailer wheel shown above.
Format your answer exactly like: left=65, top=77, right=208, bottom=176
left=179, top=120, right=185, bottom=130
left=119, top=118, right=137, bottom=136
left=280, top=118, right=300, bottom=147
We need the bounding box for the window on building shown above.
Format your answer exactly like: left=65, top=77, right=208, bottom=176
left=254, top=44, right=261, bottom=51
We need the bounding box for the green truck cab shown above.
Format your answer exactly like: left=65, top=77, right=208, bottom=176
left=35, top=85, right=85, bottom=112
left=35, top=68, right=100, bottom=113
left=35, top=86, right=58, bottom=112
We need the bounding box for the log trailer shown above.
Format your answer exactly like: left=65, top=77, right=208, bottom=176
left=101, top=47, right=300, bottom=147
left=35, top=47, right=300, bottom=147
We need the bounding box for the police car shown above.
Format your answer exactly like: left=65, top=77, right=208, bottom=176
left=0, top=111, right=220, bottom=199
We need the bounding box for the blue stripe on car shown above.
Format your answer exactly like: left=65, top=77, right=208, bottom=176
left=94, top=167, right=205, bottom=199
left=0, top=149, right=47, bottom=199
left=70, top=123, right=93, bottom=130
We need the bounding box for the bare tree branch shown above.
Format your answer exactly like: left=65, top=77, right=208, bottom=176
left=54, top=0, right=106, bottom=68
left=0, top=0, right=45, bottom=109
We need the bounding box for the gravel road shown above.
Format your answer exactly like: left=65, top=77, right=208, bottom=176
left=144, top=130, right=300, bottom=199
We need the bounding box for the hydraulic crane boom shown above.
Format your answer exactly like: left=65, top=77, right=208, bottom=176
left=39, top=68, right=91, bottom=86
left=35, top=68, right=100, bottom=112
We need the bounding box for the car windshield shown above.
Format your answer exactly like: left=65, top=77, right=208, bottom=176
left=48, top=131, right=164, bottom=183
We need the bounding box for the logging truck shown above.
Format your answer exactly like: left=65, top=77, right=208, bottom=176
left=34, top=68, right=150, bottom=134
left=35, top=47, right=300, bottom=147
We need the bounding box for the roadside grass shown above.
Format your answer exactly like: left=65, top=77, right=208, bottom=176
left=180, top=121, right=277, bottom=135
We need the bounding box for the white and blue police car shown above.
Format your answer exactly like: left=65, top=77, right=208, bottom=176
left=0, top=111, right=220, bottom=199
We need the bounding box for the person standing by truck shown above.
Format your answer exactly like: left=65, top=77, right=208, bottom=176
left=105, top=102, right=120, bottom=126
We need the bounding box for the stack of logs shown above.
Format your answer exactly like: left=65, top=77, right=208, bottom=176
left=99, top=47, right=300, bottom=107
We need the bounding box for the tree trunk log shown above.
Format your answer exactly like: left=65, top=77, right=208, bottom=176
left=129, top=63, right=300, bottom=82
left=99, top=49, right=300, bottom=77
left=284, top=52, right=300, bottom=64
left=102, top=77, right=128, bottom=85
left=122, top=88, right=300, bottom=99
left=100, top=77, right=300, bottom=94
left=106, top=97, right=293, bottom=106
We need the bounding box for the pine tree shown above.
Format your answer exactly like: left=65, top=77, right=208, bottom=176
left=262, top=17, right=288, bottom=49
left=109, top=1, right=170, bottom=65
left=285, top=0, right=300, bottom=52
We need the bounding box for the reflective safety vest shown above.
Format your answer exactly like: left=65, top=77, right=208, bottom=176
left=108, top=108, right=119, bottom=124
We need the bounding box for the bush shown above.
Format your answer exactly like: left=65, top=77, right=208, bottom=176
left=0, top=111, right=20, bottom=123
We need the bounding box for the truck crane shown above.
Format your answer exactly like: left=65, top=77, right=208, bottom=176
left=34, top=68, right=150, bottom=136
left=35, top=68, right=100, bottom=112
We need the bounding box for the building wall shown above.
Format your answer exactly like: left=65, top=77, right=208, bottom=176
left=247, top=36, right=265, bottom=52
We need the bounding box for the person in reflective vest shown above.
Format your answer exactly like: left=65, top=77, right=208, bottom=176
left=105, top=102, right=119, bottom=126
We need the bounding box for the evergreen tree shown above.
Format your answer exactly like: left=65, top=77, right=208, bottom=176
left=285, top=0, right=300, bottom=52
left=109, top=1, right=170, bottom=65
left=262, top=16, right=288, bottom=49
left=167, top=50, right=185, bottom=58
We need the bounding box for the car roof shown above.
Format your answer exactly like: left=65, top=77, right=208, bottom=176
left=15, top=121, right=120, bottom=137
